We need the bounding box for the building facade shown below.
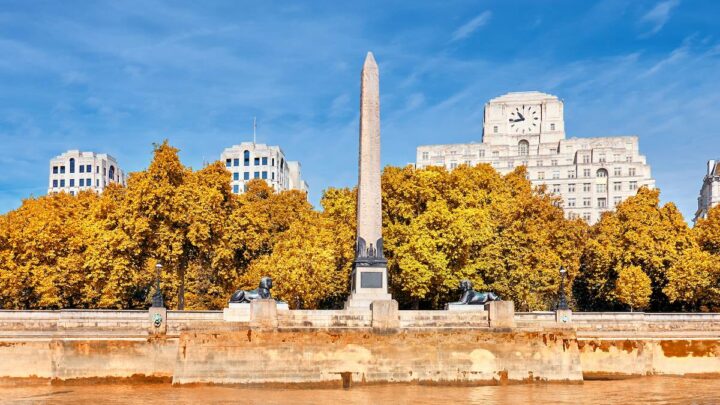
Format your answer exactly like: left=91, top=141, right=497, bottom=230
left=220, top=142, right=308, bottom=195
left=48, top=150, right=126, bottom=196
left=694, top=160, right=720, bottom=223
left=416, top=92, right=655, bottom=223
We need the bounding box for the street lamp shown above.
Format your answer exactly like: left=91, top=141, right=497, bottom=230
left=557, top=266, right=569, bottom=310
left=152, top=263, right=165, bottom=308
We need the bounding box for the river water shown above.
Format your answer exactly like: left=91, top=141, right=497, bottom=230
left=2, top=377, right=719, bottom=404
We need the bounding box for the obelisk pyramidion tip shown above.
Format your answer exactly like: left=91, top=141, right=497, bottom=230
left=364, top=52, right=377, bottom=68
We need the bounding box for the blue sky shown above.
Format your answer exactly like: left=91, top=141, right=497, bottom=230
left=1, top=0, right=719, bottom=222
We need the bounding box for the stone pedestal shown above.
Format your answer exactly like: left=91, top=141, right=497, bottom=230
left=555, top=309, right=573, bottom=325
left=223, top=301, right=288, bottom=323
left=446, top=303, right=487, bottom=311
left=345, top=265, right=392, bottom=309
left=371, top=300, right=399, bottom=330
left=250, top=299, right=278, bottom=329
left=486, top=301, right=515, bottom=328
left=148, top=307, right=167, bottom=335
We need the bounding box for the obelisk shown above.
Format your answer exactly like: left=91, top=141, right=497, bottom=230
left=345, top=52, right=393, bottom=309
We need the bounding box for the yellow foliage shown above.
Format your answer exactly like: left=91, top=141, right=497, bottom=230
left=614, top=265, right=652, bottom=311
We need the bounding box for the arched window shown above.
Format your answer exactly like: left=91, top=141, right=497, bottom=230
left=596, top=169, right=608, bottom=178
left=243, top=150, right=250, bottom=166
left=518, top=140, right=529, bottom=156
left=108, top=165, right=115, bottom=181
left=69, top=158, right=75, bottom=174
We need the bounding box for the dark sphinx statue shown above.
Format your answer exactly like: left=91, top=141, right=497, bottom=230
left=229, top=276, right=273, bottom=303
left=450, top=280, right=501, bottom=305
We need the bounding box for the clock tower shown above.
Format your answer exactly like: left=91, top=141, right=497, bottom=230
left=482, top=92, right=565, bottom=147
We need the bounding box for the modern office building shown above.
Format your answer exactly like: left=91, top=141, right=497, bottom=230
left=694, top=159, right=720, bottom=223
left=416, top=92, right=655, bottom=224
left=48, top=150, right=126, bottom=196
left=220, top=142, right=308, bottom=196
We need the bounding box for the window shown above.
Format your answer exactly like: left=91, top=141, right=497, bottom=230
left=79, top=179, right=84, bottom=187
left=70, top=179, right=75, bottom=187
left=272, top=158, right=275, bottom=166
left=108, top=166, right=115, bottom=180
left=630, top=181, right=638, bottom=190
left=86, top=164, right=91, bottom=172
left=583, top=183, right=591, bottom=192
left=506, top=161, right=513, bottom=168
left=233, top=172, right=239, bottom=181
left=52, top=166, right=58, bottom=174
left=597, top=184, right=607, bottom=193
left=568, top=184, right=576, bottom=193
left=60, top=179, right=65, bottom=187
left=614, top=167, right=621, bottom=176
left=614, top=182, right=622, bottom=191
left=548, top=148, right=557, bottom=155
left=70, top=191, right=75, bottom=196
left=582, top=155, right=590, bottom=164
left=583, top=168, right=591, bottom=177
left=280, top=159, right=284, bottom=170
left=479, top=150, right=485, bottom=158
left=450, top=150, right=456, bottom=156
left=626, top=156, right=633, bottom=162
left=244, top=172, right=249, bottom=180
left=69, top=158, right=75, bottom=173
left=614, top=196, right=622, bottom=206
left=244, top=150, right=250, bottom=166
left=60, top=166, right=66, bottom=174
left=87, top=178, right=91, bottom=186
left=538, top=171, right=545, bottom=180
left=254, top=157, right=260, bottom=166
left=492, top=151, right=499, bottom=158
left=583, top=198, right=591, bottom=207
left=272, top=172, right=275, bottom=180
left=493, top=126, right=498, bottom=133
left=552, top=171, right=560, bottom=179
left=518, top=140, right=529, bottom=156
left=79, top=165, right=85, bottom=173
left=537, top=160, right=543, bottom=167
left=262, top=157, right=268, bottom=165
left=628, top=168, right=636, bottom=176
left=254, top=172, right=260, bottom=179
left=567, top=198, right=576, bottom=207
left=233, top=158, right=239, bottom=167
left=598, top=198, right=607, bottom=209
left=599, top=154, right=606, bottom=163
left=422, top=152, right=429, bottom=160
left=450, top=162, right=458, bottom=169
left=552, top=184, right=561, bottom=193
left=233, top=185, right=239, bottom=193
left=96, top=166, right=99, bottom=174
left=53, top=179, right=58, bottom=188
left=262, top=171, right=268, bottom=179
left=550, top=123, right=556, bottom=131
left=597, top=169, right=608, bottom=178
left=568, top=170, right=576, bottom=179
left=583, top=212, right=591, bottom=222
left=551, top=160, right=558, bottom=166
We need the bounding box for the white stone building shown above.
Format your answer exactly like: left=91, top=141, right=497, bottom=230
left=48, top=150, right=126, bottom=196
left=220, top=142, right=308, bottom=196
left=416, top=92, right=655, bottom=224
left=694, top=160, right=720, bottom=223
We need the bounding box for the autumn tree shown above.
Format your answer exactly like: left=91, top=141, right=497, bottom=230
left=574, top=187, right=696, bottom=311
left=615, top=265, right=652, bottom=312
left=664, top=247, right=720, bottom=311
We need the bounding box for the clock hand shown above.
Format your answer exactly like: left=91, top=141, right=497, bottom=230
left=517, top=112, right=525, bottom=121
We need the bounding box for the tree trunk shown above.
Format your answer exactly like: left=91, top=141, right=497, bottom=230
left=177, top=265, right=185, bottom=310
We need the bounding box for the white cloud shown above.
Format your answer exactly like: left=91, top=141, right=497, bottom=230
left=640, top=0, right=680, bottom=36
left=451, top=11, right=492, bottom=42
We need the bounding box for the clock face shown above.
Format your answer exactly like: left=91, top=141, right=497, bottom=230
left=508, top=105, right=540, bottom=135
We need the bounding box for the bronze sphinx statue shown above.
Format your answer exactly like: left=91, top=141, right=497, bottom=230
left=229, top=276, right=273, bottom=303
left=449, top=280, right=501, bottom=305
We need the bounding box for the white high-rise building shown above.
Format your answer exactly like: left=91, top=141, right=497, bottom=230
left=694, top=160, right=720, bottom=223
left=48, top=150, right=126, bottom=196
left=220, top=142, right=308, bottom=196
left=416, top=92, right=655, bottom=224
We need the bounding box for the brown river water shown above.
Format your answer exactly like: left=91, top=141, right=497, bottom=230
left=2, top=377, right=720, bottom=405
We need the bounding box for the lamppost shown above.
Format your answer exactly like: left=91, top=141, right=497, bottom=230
left=152, top=263, right=165, bottom=308
left=557, top=266, right=569, bottom=310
